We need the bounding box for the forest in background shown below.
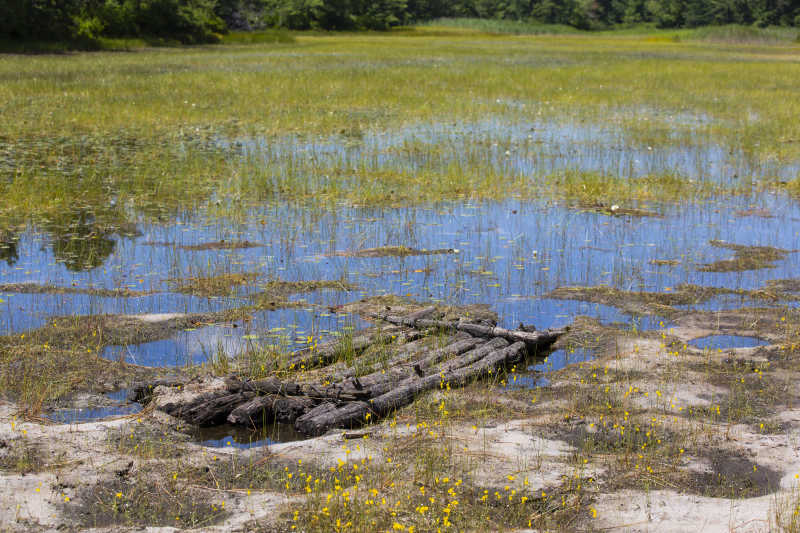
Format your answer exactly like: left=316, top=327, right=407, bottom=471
left=2, top=0, right=799, bottom=46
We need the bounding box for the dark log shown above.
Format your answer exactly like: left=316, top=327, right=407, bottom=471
left=128, top=376, right=186, bottom=403
left=227, top=394, right=315, bottom=426
left=294, top=401, right=371, bottom=436
left=241, top=377, right=302, bottom=396
left=179, top=391, right=256, bottom=427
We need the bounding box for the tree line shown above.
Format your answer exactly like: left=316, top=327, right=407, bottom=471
left=2, top=0, right=798, bottom=45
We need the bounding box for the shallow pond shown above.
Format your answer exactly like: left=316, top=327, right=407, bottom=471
left=3, top=116, right=800, bottom=370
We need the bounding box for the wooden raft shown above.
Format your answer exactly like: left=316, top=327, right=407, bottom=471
left=130, top=306, right=567, bottom=437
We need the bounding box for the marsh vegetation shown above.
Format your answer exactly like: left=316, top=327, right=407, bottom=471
left=2, top=25, right=800, bottom=532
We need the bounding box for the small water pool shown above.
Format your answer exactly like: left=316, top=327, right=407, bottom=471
left=46, top=389, right=142, bottom=424
left=688, top=335, right=769, bottom=350
left=505, top=346, right=594, bottom=390
left=193, top=422, right=305, bottom=449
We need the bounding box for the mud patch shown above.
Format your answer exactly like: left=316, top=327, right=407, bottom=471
left=688, top=449, right=782, bottom=498
left=735, top=207, right=774, bottom=218
left=0, top=283, right=151, bottom=297
left=146, top=239, right=260, bottom=251
left=107, top=422, right=191, bottom=459
left=546, top=283, right=791, bottom=317
left=673, top=306, right=797, bottom=339
left=334, top=245, right=458, bottom=258
left=255, top=279, right=357, bottom=298
left=187, top=454, right=334, bottom=492
left=166, top=272, right=259, bottom=297
left=0, top=309, right=253, bottom=414
left=247, top=279, right=358, bottom=310
left=766, top=277, right=800, bottom=293
left=697, top=240, right=793, bottom=272
left=341, top=294, right=498, bottom=325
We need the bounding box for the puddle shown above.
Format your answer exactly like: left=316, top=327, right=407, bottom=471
left=688, top=335, right=769, bottom=350
left=193, top=423, right=304, bottom=449
left=505, top=347, right=594, bottom=389
left=45, top=390, right=142, bottom=424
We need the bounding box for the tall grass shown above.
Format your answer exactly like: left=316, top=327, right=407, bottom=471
left=416, top=17, right=581, bottom=35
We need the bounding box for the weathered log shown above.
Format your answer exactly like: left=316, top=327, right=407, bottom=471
left=180, top=391, right=256, bottom=427
left=132, top=305, right=567, bottom=437
left=351, top=337, right=507, bottom=399
left=373, top=341, right=525, bottom=413
left=158, top=389, right=230, bottom=418
left=292, top=341, right=526, bottom=436
left=395, top=306, right=439, bottom=326
left=334, top=335, right=484, bottom=394
left=227, top=394, right=315, bottom=427
left=241, top=377, right=302, bottom=396
left=294, top=401, right=371, bottom=436
left=128, top=376, right=191, bottom=403
left=333, top=330, right=444, bottom=381
left=371, top=312, right=566, bottom=349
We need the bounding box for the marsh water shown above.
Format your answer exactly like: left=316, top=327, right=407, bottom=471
left=3, top=114, right=799, bottom=424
